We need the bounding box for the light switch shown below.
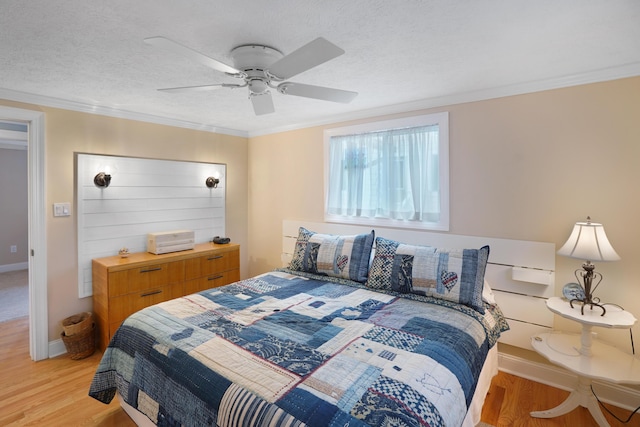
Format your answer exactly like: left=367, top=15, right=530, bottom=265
left=53, top=202, right=71, bottom=217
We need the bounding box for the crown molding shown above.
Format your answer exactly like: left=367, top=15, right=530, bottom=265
left=0, top=88, right=248, bottom=138
left=248, top=62, right=640, bottom=137
left=2, top=61, right=639, bottom=139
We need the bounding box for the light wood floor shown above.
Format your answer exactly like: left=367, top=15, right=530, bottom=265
left=0, top=316, right=135, bottom=426
left=480, top=369, right=640, bottom=426
left=1, top=316, right=639, bottom=426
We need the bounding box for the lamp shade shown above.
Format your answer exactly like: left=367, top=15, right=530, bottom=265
left=557, top=219, right=620, bottom=262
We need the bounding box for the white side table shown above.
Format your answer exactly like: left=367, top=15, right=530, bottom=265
left=530, top=296, right=640, bottom=427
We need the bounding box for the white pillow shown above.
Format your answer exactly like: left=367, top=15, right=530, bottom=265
left=482, top=279, right=496, bottom=305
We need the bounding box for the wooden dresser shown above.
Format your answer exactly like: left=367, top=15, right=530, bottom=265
left=92, top=242, right=240, bottom=350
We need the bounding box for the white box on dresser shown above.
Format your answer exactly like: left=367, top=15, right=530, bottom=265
left=147, top=230, right=195, bottom=254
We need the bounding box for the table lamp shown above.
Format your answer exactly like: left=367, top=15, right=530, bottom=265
left=557, top=216, right=620, bottom=315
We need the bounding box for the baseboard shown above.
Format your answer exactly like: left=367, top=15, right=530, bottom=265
left=498, top=351, right=640, bottom=412
left=48, top=338, right=67, bottom=358
left=0, top=262, right=28, bottom=273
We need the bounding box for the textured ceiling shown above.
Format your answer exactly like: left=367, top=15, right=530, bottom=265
left=2, top=0, right=640, bottom=136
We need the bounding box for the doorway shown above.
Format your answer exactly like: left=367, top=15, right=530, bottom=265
left=0, top=105, right=47, bottom=361
left=0, top=124, right=28, bottom=321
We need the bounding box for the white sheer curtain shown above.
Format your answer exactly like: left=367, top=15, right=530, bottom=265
left=327, top=125, right=440, bottom=222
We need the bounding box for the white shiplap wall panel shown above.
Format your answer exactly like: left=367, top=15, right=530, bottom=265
left=81, top=216, right=224, bottom=246
left=76, top=153, right=226, bottom=298
left=81, top=197, right=223, bottom=214
left=81, top=186, right=222, bottom=199
left=83, top=208, right=224, bottom=227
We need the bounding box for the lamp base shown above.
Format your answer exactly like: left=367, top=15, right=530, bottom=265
left=569, top=262, right=606, bottom=316
left=569, top=298, right=606, bottom=316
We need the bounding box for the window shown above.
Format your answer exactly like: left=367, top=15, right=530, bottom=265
left=324, top=112, right=449, bottom=231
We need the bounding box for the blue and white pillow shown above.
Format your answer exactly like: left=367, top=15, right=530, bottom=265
left=289, top=227, right=375, bottom=283
left=367, top=236, right=489, bottom=313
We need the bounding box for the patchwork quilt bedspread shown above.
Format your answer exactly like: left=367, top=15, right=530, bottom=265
left=89, top=270, right=508, bottom=427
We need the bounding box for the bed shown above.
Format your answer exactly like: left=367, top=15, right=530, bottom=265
left=89, top=227, right=510, bottom=426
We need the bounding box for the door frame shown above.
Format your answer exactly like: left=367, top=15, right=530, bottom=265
left=0, top=105, right=47, bottom=360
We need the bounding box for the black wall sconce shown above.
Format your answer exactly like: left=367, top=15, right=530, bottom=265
left=205, top=177, right=220, bottom=188
left=94, top=172, right=112, bottom=188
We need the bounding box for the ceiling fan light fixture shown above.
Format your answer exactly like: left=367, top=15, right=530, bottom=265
left=248, top=78, right=269, bottom=94
left=147, top=36, right=357, bottom=115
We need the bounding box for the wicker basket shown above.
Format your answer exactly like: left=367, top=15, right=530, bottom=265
left=61, top=312, right=93, bottom=336
left=60, top=323, right=96, bottom=360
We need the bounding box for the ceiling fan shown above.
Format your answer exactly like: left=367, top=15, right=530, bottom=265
left=144, top=36, right=358, bottom=115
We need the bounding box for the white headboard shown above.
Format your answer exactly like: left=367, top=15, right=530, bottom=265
left=281, top=220, right=556, bottom=350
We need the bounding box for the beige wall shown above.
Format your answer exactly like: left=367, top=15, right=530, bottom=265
left=2, top=75, right=639, bottom=355
left=248, top=76, right=640, bottom=352
left=0, top=99, right=249, bottom=341
left=0, top=148, right=28, bottom=267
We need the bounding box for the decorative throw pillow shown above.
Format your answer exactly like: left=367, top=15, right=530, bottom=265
left=289, top=227, right=375, bottom=283
left=367, top=236, right=489, bottom=313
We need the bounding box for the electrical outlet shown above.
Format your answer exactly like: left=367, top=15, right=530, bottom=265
left=10, top=245, right=17, bottom=253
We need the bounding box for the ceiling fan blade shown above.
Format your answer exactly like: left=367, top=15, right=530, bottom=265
left=144, top=36, right=241, bottom=75
left=267, top=37, right=345, bottom=80
left=277, top=82, right=357, bottom=103
left=251, top=92, right=275, bottom=115
left=158, top=83, right=243, bottom=93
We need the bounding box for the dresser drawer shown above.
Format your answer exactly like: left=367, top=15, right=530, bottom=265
left=184, top=268, right=240, bottom=294
left=93, top=242, right=240, bottom=350
left=108, top=282, right=184, bottom=325
left=184, top=249, right=240, bottom=280
left=108, top=261, right=184, bottom=297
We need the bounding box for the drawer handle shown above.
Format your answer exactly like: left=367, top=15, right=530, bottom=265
left=140, top=267, right=162, bottom=273
left=141, top=290, right=162, bottom=297
left=208, top=275, right=224, bottom=281
left=207, top=255, right=223, bottom=261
